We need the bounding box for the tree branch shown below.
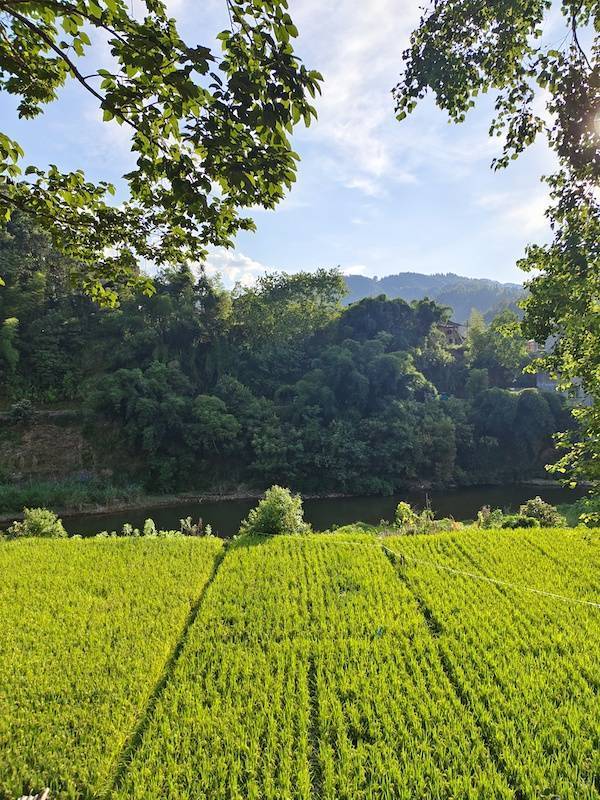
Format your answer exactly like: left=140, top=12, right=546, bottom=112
left=7, top=8, right=106, bottom=103
left=0, top=23, right=30, bottom=72
left=0, top=188, right=93, bottom=228
left=571, top=12, right=593, bottom=71
left=4, top=6, right=166, bottom=147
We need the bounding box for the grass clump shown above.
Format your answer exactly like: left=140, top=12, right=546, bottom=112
left=0, top=477, right=142, bottom=514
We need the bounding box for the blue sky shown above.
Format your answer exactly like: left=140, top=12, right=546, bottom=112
left=1, top=0, right=559, bottom=287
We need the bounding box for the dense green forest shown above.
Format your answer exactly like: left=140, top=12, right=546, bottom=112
left=344, top=273, right=524, bottom=323
left=0, top=214, right=571, bottom=495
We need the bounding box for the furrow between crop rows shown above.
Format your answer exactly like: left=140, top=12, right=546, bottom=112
left=114, top=535, right=514, bottom=799
left=0, top=537, right=224, bottom=800
left=3, top=530, right=599, bottom=800
left=105, top=546, right=227, bottom=797
left=390, top=556, right=522, bottom=798
left=385, top=530, right=600, bottom=799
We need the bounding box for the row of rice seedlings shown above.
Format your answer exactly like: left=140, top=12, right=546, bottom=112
left=113, top=536, right=315, bottom=800
left=451, top=529, right=600, bottom=720
left=314, top=639, right=512, bottom=800
left=393, top=527, right=600, bottom=655
left=298, top=538, right=511, bottom=800
left=531, top=528, right=600, bottom=578
left=306, top=538, right=511, bottom=799
left=385, top=532, right=600, bottom=799
left=463, top=527, right=599, bottom=599
left=115, top=535, right=512, bottom=799
left=0, top=537, right=223, bottom=800
left=114, top=639, right=312, bottom=800
left=390, top=527, right=600, bottom=598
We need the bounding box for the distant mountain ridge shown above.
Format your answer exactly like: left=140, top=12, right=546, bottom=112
left=344, top=272, right=525, bottom=323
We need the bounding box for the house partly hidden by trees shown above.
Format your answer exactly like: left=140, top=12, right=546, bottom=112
left=437, top=321, right=467, bottom=346
left=528, top=339, right=592, bottom=407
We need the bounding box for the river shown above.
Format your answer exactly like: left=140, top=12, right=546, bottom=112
left=63, top=484, right=585, bottom=538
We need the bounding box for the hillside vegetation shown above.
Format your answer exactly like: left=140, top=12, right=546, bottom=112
left=344, top=273, right=524, bottom=323
left=1, top=529, right=598, bottom=799
left=0, top=215, right=569, bottom=498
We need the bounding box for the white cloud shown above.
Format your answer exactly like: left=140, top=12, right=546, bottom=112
left=203, top=247, right=274, bottom=287
left=343, top=263, right=373, bottom=276
left=345, top=176, right=386, bottom=198
left=291, top=0, right=421, bottom=195
left=289, top=0, right=504, bottom=196
left=476, top=189, right=550, bottom=235
left=505, top=196, right=549, bottom=234
left=164, top=0, right=186, bottom=12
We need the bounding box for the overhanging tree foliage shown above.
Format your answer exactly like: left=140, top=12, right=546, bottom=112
left=0, top=0, right=321, bottom=303
left=394, top=0, right=599, bottom=492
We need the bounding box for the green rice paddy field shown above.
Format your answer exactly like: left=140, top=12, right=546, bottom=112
left=1, top=528, right=599, bottom=799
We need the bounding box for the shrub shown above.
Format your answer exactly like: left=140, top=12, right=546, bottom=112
left=501, top=515, right=541, bottom=530
left=576, top=496, right=600, bottom=527
left=557, top=496, right=600, bottom=527
left=476, top=505, right=505, bottom=529
left=392, top=502, right=439, bottom=535
left=7, top=507, right=67, bottom=539
left=395, top=501, right=418, bottom=528
left=8, top=399, right=34, bottom=424
left=518, top=496, right=567, bottom=528
left=240, top=486, right=310, bottom=536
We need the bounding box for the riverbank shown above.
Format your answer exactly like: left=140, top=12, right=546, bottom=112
left=0, top=488, right=353, bottom=526
left=0, top=479, right=577, bottom=528
left=2, top=483, right=584, bottom=539
left=1, top=477, right=574, bottom=526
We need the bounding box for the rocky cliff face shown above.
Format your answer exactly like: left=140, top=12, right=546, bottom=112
left=0, top=412, right=125, bottom=482
left=0, top=414, right=95, bottom=481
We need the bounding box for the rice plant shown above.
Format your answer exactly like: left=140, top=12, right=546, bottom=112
left=0, top=537, right=222, bottom=799
left=385, top=528, right=600, bottom=798
left=2, top=529, right=599, bottom=799
left=115, top=535, right=512, bottom=799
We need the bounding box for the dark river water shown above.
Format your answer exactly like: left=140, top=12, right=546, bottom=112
left=63, top=484, right=585, bottom=538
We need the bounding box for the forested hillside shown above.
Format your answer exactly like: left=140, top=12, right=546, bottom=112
left=345, top=272, right=524, bottom=322
left=0, top=215, right=569, bottom=495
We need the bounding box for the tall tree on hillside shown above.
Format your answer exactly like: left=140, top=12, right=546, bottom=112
left=394, top=0, right=599, bottom=494
left=466, top=309, right=529, bottom=388
left=0, top=0, right=321, bottom=303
